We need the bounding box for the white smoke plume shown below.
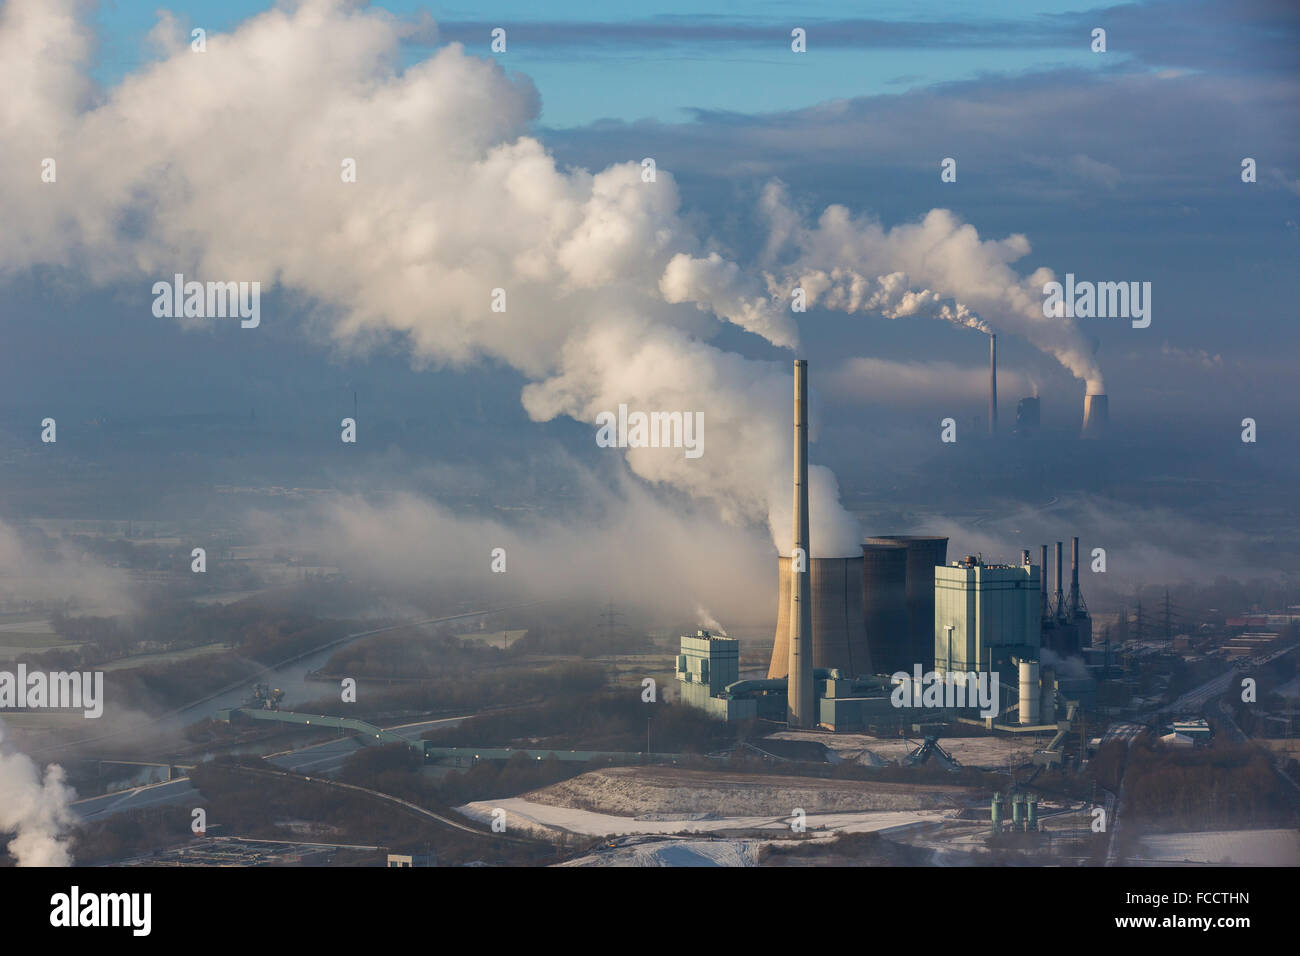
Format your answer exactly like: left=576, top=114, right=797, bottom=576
left=2, top=0, right=1103, bottom=558
left=695, top=606, right=727, bottom=635
left=757, top=182, right=1104, bottom=391
left=0, top=720, right=77, bottom=866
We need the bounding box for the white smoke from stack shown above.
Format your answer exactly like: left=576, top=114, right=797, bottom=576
left=0, top=721, right=77, bottom=866
left=696, top=606, right=727, bottom=636
left=757, top=182, right=1104, bottom=392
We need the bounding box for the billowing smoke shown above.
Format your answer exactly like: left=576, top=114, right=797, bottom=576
left=248, top=464, right=779, bottom=622
left=757, top=182, right=1104, bottom=391
left=0, top=721, right=77, bottom=866
left=0, top=0, right=863, bottom=555
left=1039, top=648, right=1090, bottom=681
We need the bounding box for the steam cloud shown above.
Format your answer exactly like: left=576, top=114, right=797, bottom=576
left=757, top=183, right=1104, bottom=391
left=0, top=720, right=77, bottom=866
left=2, top=0, right=1098, bottom=557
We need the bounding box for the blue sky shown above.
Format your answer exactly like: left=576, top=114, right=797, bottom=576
left=92, top=0, right=1123, bottom=126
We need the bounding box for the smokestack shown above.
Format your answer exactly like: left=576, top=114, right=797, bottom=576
left=1054, top=540, right=1065, bottom=622
left=1070, top=536, right=1080, bottom=617
left=787, top=360, right=814, bottom=728
left=988, top=334, right=998, bottom=435
left=1039, top=544, right=1048, bottom=620
left=1082, top=392, right=1108, bottom=438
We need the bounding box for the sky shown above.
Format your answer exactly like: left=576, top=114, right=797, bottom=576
left=1, top=0, right=1298, bottom=613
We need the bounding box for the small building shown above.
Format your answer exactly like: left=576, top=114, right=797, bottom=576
left=387, top=853, right=435, bottom=867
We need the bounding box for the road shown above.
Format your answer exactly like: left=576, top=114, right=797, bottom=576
left=71, top=714, right=470, bottom=821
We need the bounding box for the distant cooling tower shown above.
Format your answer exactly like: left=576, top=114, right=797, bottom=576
left=769, top=555, right=871, bottom=679
left=864, top=535, right=948, bottom=670
left=1082, top=393, right=1108, bottom=438
left=861, top=542, right=910, bottom=675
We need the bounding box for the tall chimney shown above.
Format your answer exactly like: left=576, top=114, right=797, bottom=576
left=1039, top=544, right=1048, bottom=620
left=1054, top=540, right=1065, bottom=622
left=1069, top=536, right=1080, bottom=617
left=787, top=360, right=814, bottom=728
left=988, top=334, right=998, bottom=435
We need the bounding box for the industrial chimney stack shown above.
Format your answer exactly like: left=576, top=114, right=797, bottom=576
left=1069, top=536, right=1081, bottom=617
left=1039, top=544, right=1048, bottom=620
left=988, top=334, right=998, bottom=435
left=1054, top=541, right=1065, bottom=622
left=787, top=360, right=814, bottom=728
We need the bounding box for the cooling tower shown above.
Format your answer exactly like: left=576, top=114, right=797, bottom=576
left=1082, top=392, right=1108, bottom=438
left=988, top=334, right=998, bottom=435
left=864, top=535, right=948, bottom=670
left=769, top=555, right=871, bottom=679
left=861, top=541, right=910, bottom=675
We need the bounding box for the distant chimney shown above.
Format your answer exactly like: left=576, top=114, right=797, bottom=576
left=787, top=360, right=814, bottom=728
left=1069, top=536, right=1081, bottom=617
left=1054, top=541, right=1065, bottom=622
left=1040, top=546, right=1050, bottom=621
left=988, top=334, right=998, bottom=435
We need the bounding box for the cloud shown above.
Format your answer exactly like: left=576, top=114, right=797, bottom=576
left=825, top=356, right=1033, bottom=407
left=0, top=519, right=135, bottom=614
left=249, top=461, right=782, bottom=622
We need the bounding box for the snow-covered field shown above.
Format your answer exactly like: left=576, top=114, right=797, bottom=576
left=558, top=840, right=764, bottom=867
left=456, top=796, right=947, bottom=840
left=516, top=766, right=974, bottom=817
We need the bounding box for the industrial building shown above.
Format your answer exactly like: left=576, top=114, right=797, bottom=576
left=676, top=630, right=923, bottom=731
left=676, top=631, right=761, bottom=721
left=933, top=552, right=1041, bottom=679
